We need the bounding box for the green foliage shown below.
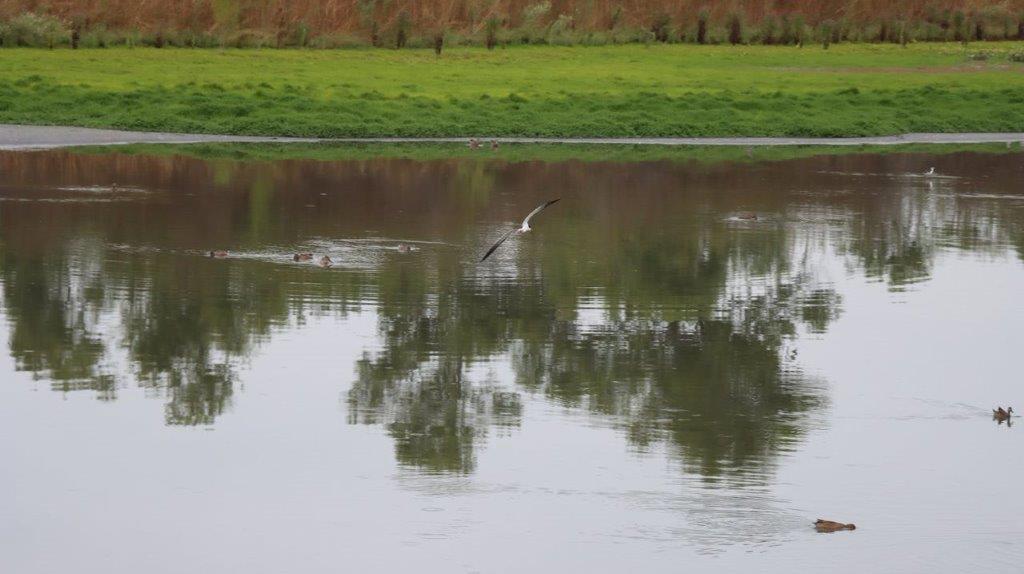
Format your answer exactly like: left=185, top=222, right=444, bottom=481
left=548, top=14, right=576, bottom=45
left=779, top=15, right=795, bottom=45
left=84, top=141, right=1017, bottom=165
left=819, top=20, right=834, bottom=49
left=485, top=15, right=500, bottom=49
left=728, top=13, right=743, bottom=45
left=757, top=15, right=779, bottom=45
left=433, top=31, right=444, bottom=56
left=295, top=21, right=311, bottom=47
left=0, top=13, right=69, bottom=48
left=651, top=13, right=671, bottom=43
left=953, top=11, right=967, bottom=43
left=395, top=12, right=410, bottom=49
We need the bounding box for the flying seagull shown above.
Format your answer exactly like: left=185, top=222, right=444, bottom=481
left=480, top=199, right=561, bottom=262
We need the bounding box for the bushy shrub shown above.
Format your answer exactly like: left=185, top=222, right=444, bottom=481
left=549, top=14, right=576, bottom=45
left=728, top=13, right=743, bottom=45
left=433, top=31, right=444, bottom=55
left=485, top=15, right=500, bottom=49
left=308, top=33, right=369, bottom=49
left=0, top=13, right=70, bottom=48
left=395, top=12, right=409, bottom=48
left=819, top=20, right=834, bottom=49
left=953, top=11, right=967, bottom=43
left=295, top=21, right=310, bottom=47
left=1, top=4, right=1021, bottom=51
left=757, top=15, right=778, bottom=45
left=224, top=29, right=275, bottom=48
left=650, top=13, right=670, bottom=43
left=780, top=14, right=805, bottom=45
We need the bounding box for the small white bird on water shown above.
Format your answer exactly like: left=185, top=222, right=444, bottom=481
left=480, top=199, right=561, bottom=262
left=924, top=167, right=936, bottom=176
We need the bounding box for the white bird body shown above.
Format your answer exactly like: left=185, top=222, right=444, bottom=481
left=924, top=167, right=936, bottom=176
left=480, top=199, right=561, bottom=262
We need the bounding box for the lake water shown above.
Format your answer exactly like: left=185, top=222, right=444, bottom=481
left=1, top=147, right=1022, bottom=572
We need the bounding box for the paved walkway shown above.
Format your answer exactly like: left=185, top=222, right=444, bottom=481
left=2, top=124, right=1023, bottom=150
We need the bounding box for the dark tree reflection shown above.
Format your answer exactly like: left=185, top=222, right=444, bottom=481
left=1, top=147, right=1021, bottom=480
left=0, top=241, right=111, bottom=391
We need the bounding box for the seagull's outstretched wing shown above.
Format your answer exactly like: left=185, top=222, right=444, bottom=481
left=480, top=228, right=517, bottom=262
left=521, top=198, right=561, bottom=228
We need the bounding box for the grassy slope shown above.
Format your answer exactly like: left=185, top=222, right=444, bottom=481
left=1, top=44, right=1023, bottom=138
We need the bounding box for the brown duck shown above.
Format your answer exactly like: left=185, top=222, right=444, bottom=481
left=293, top=253, right=313, bottom=262
left=993, top=406, right=1014, bottom=422
left=815, top=519, right=856, bottom=533
left=319, top=255, right=333, bottom=268
left=208, top=250, right=228, bottom=258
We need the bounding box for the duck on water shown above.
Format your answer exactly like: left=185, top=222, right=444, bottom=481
left=815, top=519, right=856, bottom=533
left=993, top=406, right=1013, bottom=422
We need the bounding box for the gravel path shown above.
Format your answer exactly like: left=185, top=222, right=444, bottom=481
left=2, top=124, right=1023, bottom=150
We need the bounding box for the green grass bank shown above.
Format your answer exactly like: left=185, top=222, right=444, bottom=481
left=2, top=43, right=1024, bottom=138
left=69, top=141, right=1024, bottom=165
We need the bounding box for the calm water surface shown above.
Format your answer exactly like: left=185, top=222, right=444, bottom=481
left=1, top=148, right=1022, bottom=572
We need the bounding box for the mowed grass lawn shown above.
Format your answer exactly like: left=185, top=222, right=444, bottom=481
left=1, top=43, right=1023, bottom=137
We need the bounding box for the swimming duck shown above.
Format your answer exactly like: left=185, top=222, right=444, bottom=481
left=815, top=519, right=856, bottom=533
left=993, top=406, right=1014, bottom=421
left=319, top=255, right=333, bottom=268
left=397, top=244, right=412, bottom=253
left=468, top=138, right=480, bottom=149
left=924, top=167, right=936, bottom=176
left=293, top=253, right=313, bottom=262
left=737, top=212, right=758, bottom=221
left=490, top=140, right=499, bottom=150
left=208, top=250, right=228, bottom=258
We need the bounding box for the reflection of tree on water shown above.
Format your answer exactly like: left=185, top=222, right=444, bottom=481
left=1, top=149, right=1021, bottom=469
left=350, top=355, right=522, bottom=474
left=117, top=253, right=296, bottom=424
left=0, top=241, right=242, bottom=424
left=0, top=241, right=112, bottom=394
left=527, top=303, right=830, bottom=479
left=160, top=364, right=234, bottom=426
left=347, top=249, right=835, bottom=477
